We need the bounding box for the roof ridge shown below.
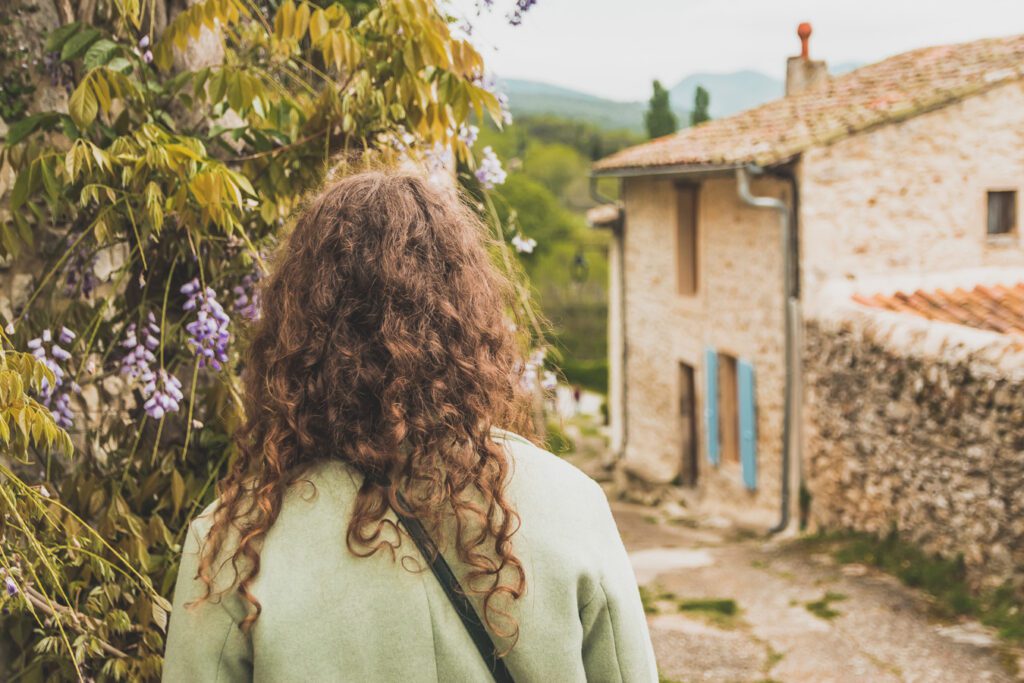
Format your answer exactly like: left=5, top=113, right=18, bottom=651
left=594, top=33, right=1024, bottom=173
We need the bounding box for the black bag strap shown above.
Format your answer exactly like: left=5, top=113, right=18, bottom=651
left=392, top=490, right=515, bottom=683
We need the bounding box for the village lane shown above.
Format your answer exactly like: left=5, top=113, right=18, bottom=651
left=608, top=499, right=1017, bottom=683
left=554, top=412, right=1019, bottom=683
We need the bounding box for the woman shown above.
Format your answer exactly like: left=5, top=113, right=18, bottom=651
left=163, top=171, right=657, bottom=682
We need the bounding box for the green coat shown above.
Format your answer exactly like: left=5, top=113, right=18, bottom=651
left=163, top=431, right=657, bottom=682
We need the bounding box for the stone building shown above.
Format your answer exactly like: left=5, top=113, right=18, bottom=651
left=590, top=28, right=1024, bottom=534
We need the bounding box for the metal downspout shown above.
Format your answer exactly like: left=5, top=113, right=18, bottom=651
left=735, top=166, right=800, bottom=535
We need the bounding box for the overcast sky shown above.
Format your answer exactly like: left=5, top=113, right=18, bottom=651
left=447, top=0, right=1024, bottom=101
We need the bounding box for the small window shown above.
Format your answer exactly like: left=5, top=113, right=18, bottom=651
left=987, top=190, right=1017, bottom=236
left=717, top=353, right=739, bottom=466
left=675, top=183, right=698, bottom=295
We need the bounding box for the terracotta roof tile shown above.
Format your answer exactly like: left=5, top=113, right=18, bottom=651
left=594, top=34, right=1024, bottom=172
left=854, top=282, right=1024, bottom=336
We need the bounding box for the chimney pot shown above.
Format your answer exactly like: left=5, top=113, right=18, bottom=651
left=798, top=22, right=812, bottom=59
left=786, top=22, right=828, bottom=96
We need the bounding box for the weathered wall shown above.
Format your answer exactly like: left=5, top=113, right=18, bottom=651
left=805, top=310, right=1024, bottom=590
left=800, top=79, right=1024, bottom=313
left=607, top=226, right=626, bottom=455
left=619, top=173, right=789, bottom=519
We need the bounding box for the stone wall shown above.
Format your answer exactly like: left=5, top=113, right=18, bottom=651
left=618, top=173, right=789, bottom=522
left=804, top=309, right=1024, bottom=590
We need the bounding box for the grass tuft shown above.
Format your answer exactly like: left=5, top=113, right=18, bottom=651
left=804, top=591, right=847, bottom=620
left=801, top=530, right=1024, bottom=643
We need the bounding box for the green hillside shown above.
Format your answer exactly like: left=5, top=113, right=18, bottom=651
left=502, top=78, right=688, bottom=134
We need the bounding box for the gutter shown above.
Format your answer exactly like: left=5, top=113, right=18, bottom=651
left=735, top=165, right=801, bottom=535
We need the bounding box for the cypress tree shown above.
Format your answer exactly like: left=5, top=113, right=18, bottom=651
left=691, top=85, right=711, bottom=126
left=644, top=80, right=678, bottom=139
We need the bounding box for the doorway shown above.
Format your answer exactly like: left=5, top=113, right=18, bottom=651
left=678, top=362, right=699, bottom=485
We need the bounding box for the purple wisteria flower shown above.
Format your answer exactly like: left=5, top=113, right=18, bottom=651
left=475, top=73, right=513, bottom=125
left=232, top=273, right=261, bottom=321
left=120, top=313, right=160, bottom=379
left=475, top=147, right=507, bottom=189
left=63, top=246, right=98, bottom=299
left=507, top=0, right=538, bottom=25
left=27, top=326, right=78, bottom=428
left=120, top=313, right=183, bottom=419
left=141, top=368, right=184, bottom=420
left=4, top=577, right=16, bottom=597
left=181, top=279, right=231, bottom=370
left=138, top=35, right=153, bottom=64
left=457, top=124, right=479, bottom=148
left=424, top=142, right=454, bottom=184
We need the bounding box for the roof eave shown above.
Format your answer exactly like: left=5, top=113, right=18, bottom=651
left=590, top=161, right=747, bottom=179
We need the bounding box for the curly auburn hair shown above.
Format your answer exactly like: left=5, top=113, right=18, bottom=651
left=196, top=170, right=535, bottom=648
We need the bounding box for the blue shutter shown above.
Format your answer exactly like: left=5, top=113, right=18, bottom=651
left=738, top=359, right=757, bottom=490
left=704, top=348, right=719, bottom=466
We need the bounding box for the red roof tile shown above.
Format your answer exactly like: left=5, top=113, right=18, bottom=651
left=853, top=282, right=1024, bottom=336
left=594, top=34, right=1024, bottom=173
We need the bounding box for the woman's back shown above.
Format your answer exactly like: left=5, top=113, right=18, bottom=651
left=163, top=432, right=657, bottom=682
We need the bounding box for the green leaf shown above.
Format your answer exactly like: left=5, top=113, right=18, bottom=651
left=84, top=39, right=120, bottom=70
left=170, top=469, right=185, bottom=515
left=45, top=22, right=82, bottom=52
left=106, top=56, right=133, bottom=74
left=10, top=162, right=34, bottom=210
left=69, top=79, right=99, bottom=127
left=40, top=158, right=59, bottom=202
left=59, top=114, right=81, bottom=140
left=60, top=27, right=102, bottom=61
left=5, top=113, right=56, bottom=146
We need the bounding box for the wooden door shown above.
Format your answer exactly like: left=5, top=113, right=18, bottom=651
left=678, top=362, right=698, bottom=485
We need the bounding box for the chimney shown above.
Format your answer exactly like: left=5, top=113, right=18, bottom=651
left=785, top=22, right=828, bottom=96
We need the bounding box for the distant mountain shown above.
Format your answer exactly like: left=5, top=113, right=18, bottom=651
left=830, top=61, right=864, bottom=76
left=503, top=61, right=867, bottom=132
left=502, top=79, right=688, bottom=134
left=670, top=70, right=782, bottom=118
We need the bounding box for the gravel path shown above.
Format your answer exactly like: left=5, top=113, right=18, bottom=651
left=608, top=501, right=1019, bottom=683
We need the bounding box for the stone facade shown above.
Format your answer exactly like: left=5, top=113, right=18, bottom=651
left=611, top=79, right=1024, bottom=526
left=804, top=308, right=1024, bottom=590
left=617, top=174, right=789, bottom=522
left=799, top=79, right=1024, bottom=316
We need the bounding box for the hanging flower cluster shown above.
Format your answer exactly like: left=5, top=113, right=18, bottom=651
left=457, top=124, right=479, bottom=148
left=475, top=146, right=507, bottom=189
left=136, top=35, right=153, bottom=64
left=232, top=273, right=261, bottom=321
left=181, top=279, right=231, bottom=371
left=27, top=327, right=77, bottom=429
left=142, top=368, right=184, bottom=420
left=424, top=142, right=454, bottom=185
left=121, top=313, right=184, bottom=419
left=474, top=72, right=513, bottom=125
left=120, top=313, right=159, bottom=379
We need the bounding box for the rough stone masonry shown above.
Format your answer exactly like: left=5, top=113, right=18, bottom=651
left=804, top=313, right=1024, bottom=593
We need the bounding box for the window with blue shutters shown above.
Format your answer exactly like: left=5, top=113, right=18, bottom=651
left=737, top=359, right=758, bottom=491
left=703, top=348, right=719, bottom=466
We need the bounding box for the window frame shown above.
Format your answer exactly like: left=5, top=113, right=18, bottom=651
left=674, top=181, right=699, bottom=296
left=986, top=189, right=1018, bottom=239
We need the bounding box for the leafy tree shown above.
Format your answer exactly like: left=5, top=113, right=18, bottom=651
left=0, top=1, right=542, bottom=679
left=644, top=79, right=677, bottom=139
left=691, top=85, right=711, bottom=126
